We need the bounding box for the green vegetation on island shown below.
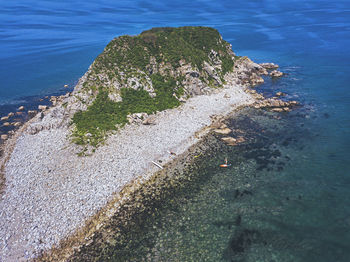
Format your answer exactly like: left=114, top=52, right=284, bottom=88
left=71, top=26, right=237, bottom=151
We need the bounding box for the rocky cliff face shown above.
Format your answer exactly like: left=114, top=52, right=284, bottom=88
left=25, top=27, right=271, bottom=150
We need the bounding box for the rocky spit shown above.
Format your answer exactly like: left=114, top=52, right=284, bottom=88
left=0, top=83, right=255, bottom=261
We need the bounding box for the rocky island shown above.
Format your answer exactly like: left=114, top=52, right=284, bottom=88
left=0, top=26, right=295, bottom=261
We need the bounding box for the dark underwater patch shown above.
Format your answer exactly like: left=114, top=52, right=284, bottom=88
left=223, top=228, right=261, bottom=261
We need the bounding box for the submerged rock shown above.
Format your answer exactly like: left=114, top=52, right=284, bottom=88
left=221, top=136, right=245, bottom=146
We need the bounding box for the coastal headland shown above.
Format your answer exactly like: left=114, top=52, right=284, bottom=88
left=0, top=27, right=297, bottom=261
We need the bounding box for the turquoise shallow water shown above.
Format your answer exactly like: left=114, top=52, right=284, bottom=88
left=1, top=1, right=350, bottom=261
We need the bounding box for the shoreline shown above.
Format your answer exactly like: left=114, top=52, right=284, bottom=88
left=0, top=82, right=256, bottom=261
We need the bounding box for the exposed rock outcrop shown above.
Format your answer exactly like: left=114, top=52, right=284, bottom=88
left=270, top=70, right=283, bottom=77
left=252, top=98, right=299, bottom=112
left=260, top=63, right=279, bottom=69
left=228, top=57, right=268, bottom=87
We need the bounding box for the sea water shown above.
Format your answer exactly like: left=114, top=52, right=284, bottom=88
left=1, top=1, right=349, bottom=261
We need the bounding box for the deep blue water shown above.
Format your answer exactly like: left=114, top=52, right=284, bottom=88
left=1, top=1, right=350, bottom=261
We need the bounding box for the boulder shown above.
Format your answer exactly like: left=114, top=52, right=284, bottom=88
left=250, top=74, right=264, bottom=85
left=127, top=112, right=149, bottom=124
left=276, top=91, right=286, bottom=97
left=260, top=63, right=279, bottom=69
left=1, top=134, right=8, bottom=140
left=50, top=96, right=57, bottom=106
left=221, top=136, right=237, bottom=146
left=1, top=116, right=9, bottom=121
left=271, top=108, right=284, bottom=112
left=214, top=128, right=231, bottom=135
left=16, top=112, right=23, bottom=115
left=18, top=106, right=25, bottom=111
left=288, top=100, right=299, bottom=106
left=270, top=70, right=283, bottom=77
left=135, top=113, right=143, bottom=118
left=38, top=105, right=48, bottom=111
left=210, top=115, right=225, bottom=129
left=13, top=122, right=21, bottom=127
left=27, top=124, right=44, bottom=135
left=210, top=121, right=222, bottom=129
left=142, top=115, right=156, bottom=125
left=3, top=122, right=10, bottom=126
left=28, top=110, right=37, bottom=116
left=250, top=92, right=264, bottom=100
left=8, top=112, right=14, bottom=117
left=256, top=67, right=268, bottom=75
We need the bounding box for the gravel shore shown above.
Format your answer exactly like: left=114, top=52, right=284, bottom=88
left=0, top=84, right=254, bottom=261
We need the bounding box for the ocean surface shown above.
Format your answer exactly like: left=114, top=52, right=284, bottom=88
left=1, top=0, right=350, bottom=261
